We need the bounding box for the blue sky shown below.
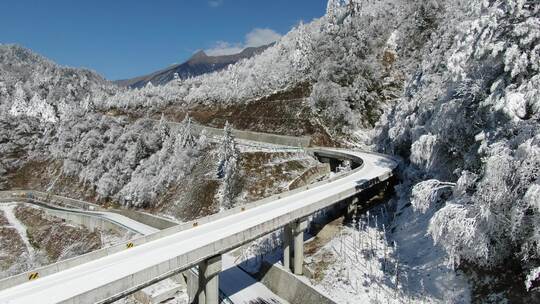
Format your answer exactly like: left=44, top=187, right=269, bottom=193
left=0, top=0, right=327, bottom=80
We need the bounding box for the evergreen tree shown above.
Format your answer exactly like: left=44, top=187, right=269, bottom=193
left=176, top=114, right=196, bottom=149
left=216, top=121, right=240, bottom=210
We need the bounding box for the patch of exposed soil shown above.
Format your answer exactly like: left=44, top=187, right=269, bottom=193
left=7, top=159, right=103, bottom=205
left=308, top=248, right=338, bottom=283
left=305, top=217, right=344, bottom=256
left=7, top=160, right=55, bottom=191
left=0, top=226, right=27, bottom=276
left=14, top=205, right=102, bottom=261
left=160, top=98, right=336, bottom=147
left=155, top=148, right=221, bottom=221
left=238, top=151, right=321, bottom=203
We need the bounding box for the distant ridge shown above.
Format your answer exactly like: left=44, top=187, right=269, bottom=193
left=114, top=44, right=272, bottom=89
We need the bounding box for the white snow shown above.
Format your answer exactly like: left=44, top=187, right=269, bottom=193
left=311, top=204, right=470, bottom=304
left=526, top=267, right=540, bottom=291
left=501, top=92, right=527, bottom=120
left=0, top=203, right=35, bottom=261
left=220, top=253, right=287, bottom=304
left=311, top=224, right=414, bottom=304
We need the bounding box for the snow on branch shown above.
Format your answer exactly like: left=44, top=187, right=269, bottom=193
left=526, top=267, right=540, bottom=291
left=411, top=179, right=455, bottom=213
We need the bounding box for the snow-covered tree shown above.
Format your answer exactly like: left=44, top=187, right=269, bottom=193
left=176, top=114, right=196, bottom=149
left=216, top=122, right=240, bottom=210
left=0, top=44, right=117, bottom=122
left=375, top=0, right=540, bottom=288
left=411, top=179, right=455, bottom=214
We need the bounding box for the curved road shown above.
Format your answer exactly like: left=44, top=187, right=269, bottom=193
left=0, top=149, right=397, bottom=304
left=0, top=199, right=159, bottom=236
left=76, top=210, right=159, bottom=236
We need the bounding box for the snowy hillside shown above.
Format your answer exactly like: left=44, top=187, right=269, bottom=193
left=374, top=0, right=540, bottom=298
left=98, top=0, right=407, bottom=135
left=0, top=44, right=117, bottom=122
left=0, top=203, right=130, bottom=279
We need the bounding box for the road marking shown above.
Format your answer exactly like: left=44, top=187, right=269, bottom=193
left=126, top=242, right=134, bottom=249
left=28, top=273, right=39, bottom=281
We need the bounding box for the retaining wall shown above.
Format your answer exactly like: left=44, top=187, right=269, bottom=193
left=0, top=194, right=131, bottom=235
left=257, top=262, right=336, bottom=304
left=0, top=190, right=99, bottom=211
left=165, top=121, right=312, bottom=148
left=109, top=209, right=177, bottom=230
left=43, top=208, right=130, bottom=235
left=0, top=190, right=177, bottom=230
left=288, top=163, right=331, bottom=190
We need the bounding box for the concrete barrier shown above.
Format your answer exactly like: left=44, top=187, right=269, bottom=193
left=0, top=190, right=178, bottom=230
left=256, top=262, right=336, bottom=304
left=42, top=208, right=130, bottom=235
left=108, top=209, right=177, bottom=230
left=164, top=121, right=312, bottom=148
left=288, top=163, right=331, bottom=190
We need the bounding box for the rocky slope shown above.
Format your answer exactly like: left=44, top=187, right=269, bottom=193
left=0, top=203, right=129, bottom=279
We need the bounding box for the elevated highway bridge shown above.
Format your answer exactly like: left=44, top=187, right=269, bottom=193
left=0, top=125, right=398, bottom=304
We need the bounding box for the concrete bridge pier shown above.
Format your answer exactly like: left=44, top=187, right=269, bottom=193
left=282, top=219, right=308, bottom=275
left=345, top=196, right=360, bottom=221
left=282, top=223, right=293, bottom=271
left=195, top=255, right=222, bottom=304
left=293, top=219, right=308, bottom=275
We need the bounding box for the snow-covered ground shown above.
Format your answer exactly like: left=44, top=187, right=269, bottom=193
left=0, top=203, right=38, bottom=277
left=309, top=203, right=470, bottom=304
left=232, top=199, right=471, bottom=304
left=221, top=253, right=287, bottom=304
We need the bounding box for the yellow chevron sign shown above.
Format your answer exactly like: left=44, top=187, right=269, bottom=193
left=126, top=242, right=134, bottom=249
left=28, top=272, right=39, bottom=281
